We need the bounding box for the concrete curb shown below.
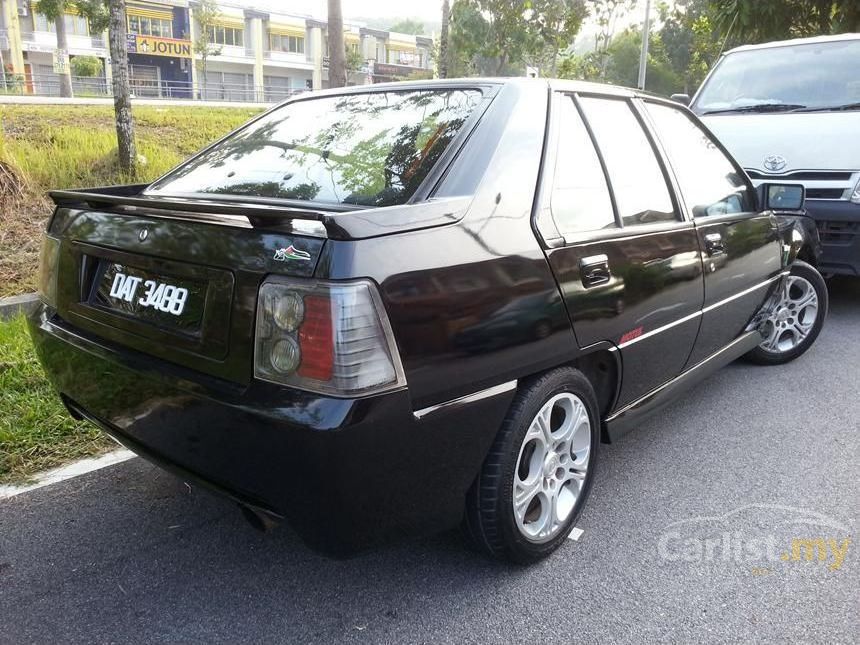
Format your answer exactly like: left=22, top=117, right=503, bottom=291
left=0, top=449, right=136, bottom=499
left=0, top=293, right=39, bottom=320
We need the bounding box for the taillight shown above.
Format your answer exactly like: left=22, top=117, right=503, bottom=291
left=254, top=278, right=406, bottom=396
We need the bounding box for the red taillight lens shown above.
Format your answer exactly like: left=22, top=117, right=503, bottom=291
left=298, top=295, right=333, bottom=381
left=254, top=278, right=406, bottom=396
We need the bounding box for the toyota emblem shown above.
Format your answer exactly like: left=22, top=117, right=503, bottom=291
left=139, top=228, right=149, bottom=242
left=763, top=155, right=787, bottom=172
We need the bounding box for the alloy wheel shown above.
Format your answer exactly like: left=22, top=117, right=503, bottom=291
left=512, top=392, right=591, bottom=543
left=759, top=275, right=819, bottom=354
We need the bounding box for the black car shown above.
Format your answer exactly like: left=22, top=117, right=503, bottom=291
left=30, top=79, right=827, bottom=563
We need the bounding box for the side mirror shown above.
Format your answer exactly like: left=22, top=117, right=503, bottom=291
left=760, top=183, right=805, bottom=211
left=670, top=93, right=691, bottom=106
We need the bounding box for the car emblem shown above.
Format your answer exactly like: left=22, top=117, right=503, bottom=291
left=273, top=245, right=312, bottom=262
left=763, top=155, right=787, bottom=172
left=138, top=228, right=149, bottom=242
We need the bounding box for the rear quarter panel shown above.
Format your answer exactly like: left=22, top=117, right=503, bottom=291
left=315, top=83, right=578, bottom=410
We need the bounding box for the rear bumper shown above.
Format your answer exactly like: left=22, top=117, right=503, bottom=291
left=28, top=305, right=513, bottom=555
left=804, top=199, right=860, bottom=276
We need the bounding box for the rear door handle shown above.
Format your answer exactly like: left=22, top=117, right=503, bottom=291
left=704, top=232, right=725, bottom=256
left=580, top=254, right=611, bottom=288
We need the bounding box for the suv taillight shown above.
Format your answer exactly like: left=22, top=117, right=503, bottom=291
left=254, top=278, right=406, bottom=397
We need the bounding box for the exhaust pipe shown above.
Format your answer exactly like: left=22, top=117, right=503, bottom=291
left=239, top=504, right=280, bottom=533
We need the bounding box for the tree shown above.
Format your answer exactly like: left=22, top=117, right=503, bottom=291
left=449, top=0, right=588, bottom=76
left=527, top=0, right=588, bottom=75
left=587, top=0, right=637, bottom=79
left=709, top=0, right=860, bottom=46
left=76, top=0, right=137, bottom=175
left=388, top=18, right=425, bottom=34
left=327, top=0, right=347, bottom=88
left=192, top=0, right=223, bottom=99
left=439, top=0, right=450, bottom=78
left=37, top=0, right=74, bottom=97
left=480, top=0, right=536, bottom=74
left=449, top=1, right=493, bottom=76
left=106, top=0, right=136, bottom=175
left=70, top=55, right=102, bottom=77
left=603, top=28, right=680, bottom=94
left=345, top=47, right=364, bottom=75
left=659, top=0, right=720, bottom=93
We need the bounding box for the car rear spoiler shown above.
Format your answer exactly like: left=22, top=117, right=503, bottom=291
left=48, top=185, right=472, bottom=241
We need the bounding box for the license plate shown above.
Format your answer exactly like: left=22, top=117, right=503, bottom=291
left=95, top=263, right=206, bottom=330
left=108, top=271, right=189, bottom=315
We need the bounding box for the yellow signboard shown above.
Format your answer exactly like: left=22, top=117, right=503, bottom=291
left=130, top=35, right=192, bottom=58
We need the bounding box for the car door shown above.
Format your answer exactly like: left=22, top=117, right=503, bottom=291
left=541, top=93, right=705, bottom=407
left=640, top=100, right=783, bottom=366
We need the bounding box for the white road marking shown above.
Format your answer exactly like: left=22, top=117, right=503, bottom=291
left=0, top=449, right=136, bottom=500
left=568, top=527, right=584, bottom=541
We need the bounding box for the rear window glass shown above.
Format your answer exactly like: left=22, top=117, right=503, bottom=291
left=146, top=89, right=483, bottom=207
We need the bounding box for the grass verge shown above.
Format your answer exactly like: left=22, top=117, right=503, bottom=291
left=0, top=314, right=112, bottom=485
left=0, top=104, right=264, bottom=298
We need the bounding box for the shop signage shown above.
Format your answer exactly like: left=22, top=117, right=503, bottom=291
left=127, top=33, right=192, bottom=58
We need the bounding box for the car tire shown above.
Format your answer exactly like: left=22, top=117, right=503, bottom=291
left=745, top=260, right=828, bottom=365
left=462, top=368, right=599, bottom=564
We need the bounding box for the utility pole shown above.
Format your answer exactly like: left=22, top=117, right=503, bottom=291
left=637, top=0, right=651, bottom=90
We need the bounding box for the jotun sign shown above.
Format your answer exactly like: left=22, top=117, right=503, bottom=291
left=127, top=34, right=192, bottom=58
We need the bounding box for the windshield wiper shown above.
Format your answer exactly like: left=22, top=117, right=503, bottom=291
left=701, top=103, right=807, bottom=115
left=794, top=101, right=860, bottom=113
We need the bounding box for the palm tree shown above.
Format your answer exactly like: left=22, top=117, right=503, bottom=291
left=439, top=0, right=450, bottom=78
left=327, top=0, right=347, bottom=88
left=108, top=0, right=137, bottom=174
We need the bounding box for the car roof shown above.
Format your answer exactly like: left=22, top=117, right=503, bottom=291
left=291, top=77, right=655, bottom=104
left=725, top=32, right=860, bottom=55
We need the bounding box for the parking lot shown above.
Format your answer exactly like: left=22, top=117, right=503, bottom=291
left=1, top=278, right=857, bottom=644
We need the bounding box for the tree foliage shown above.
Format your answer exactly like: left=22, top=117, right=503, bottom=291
left=70, top=55, right=103, bottom=77
left=193, top=0, right=223, bottom=96
left=449, top=0, right=588, bottom=76
left=559, top=27, right=681, bottom=95
left=658, top=0, right=721, bottom=93
left=587, top=0, right=636, bottom=77
left=388, top=18, right=425, bottom=34
left=709, top=0, right=860, bottom=45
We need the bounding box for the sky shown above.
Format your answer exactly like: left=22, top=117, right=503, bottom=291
left=247, top=0, right=652, bottom=44
left=253, top=0, right=444, bottom=24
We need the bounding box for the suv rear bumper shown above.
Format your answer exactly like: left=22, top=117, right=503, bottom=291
left=28, top=305, right=514, bottom=555
left=805, top=199, right=860, bottom=276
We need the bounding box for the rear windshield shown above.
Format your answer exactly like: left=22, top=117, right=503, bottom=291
left=693, top=39, right=860, bottom=114
left=146, top=89, right=483, bottom=207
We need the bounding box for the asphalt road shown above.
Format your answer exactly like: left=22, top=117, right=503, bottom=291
left=2, top=278, right=858, bottom=644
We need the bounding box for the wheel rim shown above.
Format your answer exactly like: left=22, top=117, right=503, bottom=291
left=512, top=392, right=591, bottom=543
left=759, top=275, right=819, bottom=354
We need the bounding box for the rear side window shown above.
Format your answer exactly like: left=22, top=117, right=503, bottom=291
left=550, top=96, right=616, bottom=234
left=643, top=102, right=754, bottom=217
left=147, top=89, right=483, bottom=207
left=579, top=97, right=676, bottom=226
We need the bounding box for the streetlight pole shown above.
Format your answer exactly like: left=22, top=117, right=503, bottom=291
left=637, top=0, right=651, bottom=90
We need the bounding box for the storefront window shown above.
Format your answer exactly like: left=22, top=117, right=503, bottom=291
left=128, top=15, right=173, bottom=39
